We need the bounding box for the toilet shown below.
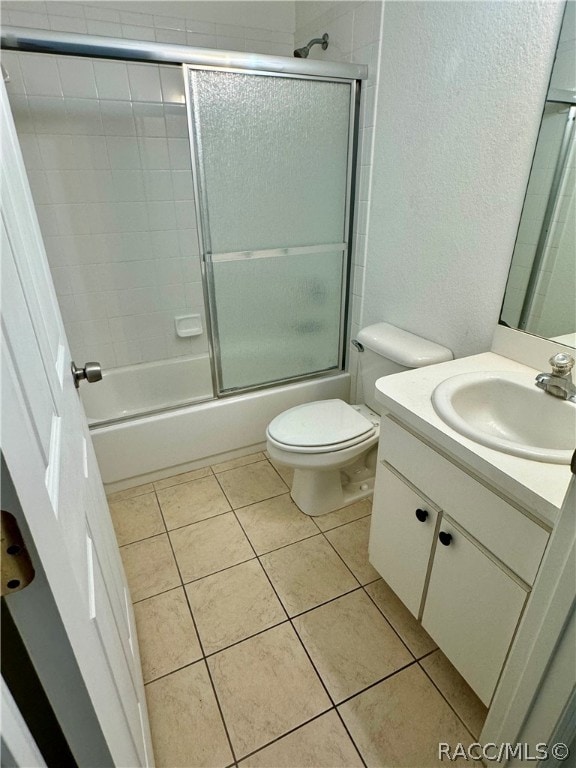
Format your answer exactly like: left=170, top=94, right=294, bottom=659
left=266, top=322, right=452, bottom=516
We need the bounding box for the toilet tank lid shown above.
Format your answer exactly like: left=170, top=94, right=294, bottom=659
left=356, top=323, right=453, bottom=368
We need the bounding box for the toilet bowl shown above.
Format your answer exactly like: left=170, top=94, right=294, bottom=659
left=267, top=400, right=380, bottom=516
left=266, top=322, right=453, bottom=517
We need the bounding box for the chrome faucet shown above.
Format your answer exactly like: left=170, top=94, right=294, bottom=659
left=535, top=353, right=576, bottom=403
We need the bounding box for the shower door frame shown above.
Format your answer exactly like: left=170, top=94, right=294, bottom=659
left=1, top=26, right=365, bottom=407
left=184, top=63, right=360, bottom=398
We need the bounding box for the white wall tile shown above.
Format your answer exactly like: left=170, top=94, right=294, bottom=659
left=143, top=170, right=173, bottom=201
left=123, top=25, right=155, bottom=42
left=19, top=55, right=62, bottom=96
left=186, top=32, right=218, bottom=48
left=139, top=137, right=170, bottom=169
left=127, top=64, right=162, bottom=102
left=150, top=230, right=180, bottom=258
left=112, top=170, right=145, bottom=202
left=120, top=10, right=154, bottom=27
left=57, top=58, right=97, bottom=99
left=100, top=101, right=136, bottom=136
left=155, top=28, right=186, bottom=45
left=167, top=137, right=191, bottom=170
left=94, top=61, right=131, bottom=101
left=2, top=52, right=26, bottom=96
left=147, top=200, right=177, bottom=230
left=50, top=15, right=87, bottom=33
left=86, top=20, right=122, bottom=38
left=160, top=68, right=185, bottom=105
left=171, top=171, right=194, bottom=200
left=106, top=136, right=141, bottom=169
left=9, top=10, right=50, bottom=29
left=133, top=103, right=167, bottom=137
left=84, top=6, right=120, bottom=23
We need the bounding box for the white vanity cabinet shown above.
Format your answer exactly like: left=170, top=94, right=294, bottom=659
left=369, top=415, right=550, bottom=707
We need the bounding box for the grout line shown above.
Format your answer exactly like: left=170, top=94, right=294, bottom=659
left=313, top=510, right=372, bottom=534
left=235, top=707, right=339, bottom=765
left=160, top=505, right=240, bottom=765
left=335, top=657, right=420, bottom=708
left=361, top=582, right=421, bottom=661
left=180, top=555, right=258, bottom=586
left=122, top=473, right=451, bottom=766
left=228, top=506, right=373, bottom=765
left=417, top=658, right=485, bottom=742
left=201, top=618, right=291, bottom=661
left=318, top=527, right=364, bottom=588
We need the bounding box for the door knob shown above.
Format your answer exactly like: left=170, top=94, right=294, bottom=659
left=71, top=361, right=102, bottom=388
left=415, top=508, right=429, bottom=522
left=439, top=531, right=453, bottom=546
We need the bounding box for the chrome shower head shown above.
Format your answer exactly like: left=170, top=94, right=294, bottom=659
left=293, top=33, right=329, bottom=59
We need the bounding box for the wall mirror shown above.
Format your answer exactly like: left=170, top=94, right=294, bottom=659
left=500, top=3, right=575, bottom=347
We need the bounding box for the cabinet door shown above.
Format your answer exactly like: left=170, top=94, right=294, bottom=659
left=422, top=519, right=528, bottom=706
left=369, top=464, right=439, bottom=617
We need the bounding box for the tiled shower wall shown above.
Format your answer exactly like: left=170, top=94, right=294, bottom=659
left=1, top=1, right=295, bottom=56
left=295, top=1, right=383, bottom=399
left=3, top=1, right=296, bottom=371
left=5, top=51, right=206, bottom=368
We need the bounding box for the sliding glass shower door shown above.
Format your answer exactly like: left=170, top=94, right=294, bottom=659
left=186, top=67, right=355, bottom=393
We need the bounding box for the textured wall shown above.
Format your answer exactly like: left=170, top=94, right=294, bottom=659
left=362, top=1, right=564, bottom=358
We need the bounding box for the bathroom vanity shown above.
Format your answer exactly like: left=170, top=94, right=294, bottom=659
left=368, top=350, right=573, bottom=708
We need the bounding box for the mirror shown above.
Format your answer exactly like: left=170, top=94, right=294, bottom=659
left=500, top=4, right=575, bottom=347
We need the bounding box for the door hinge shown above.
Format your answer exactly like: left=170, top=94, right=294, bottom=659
left=1, top=511, right=35, bottom=596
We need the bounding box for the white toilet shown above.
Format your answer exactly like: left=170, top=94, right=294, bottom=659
left=266, top=322, right=452, bottom=516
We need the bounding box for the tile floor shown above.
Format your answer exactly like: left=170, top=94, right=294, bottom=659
left=108, top=452, right=487, bottom=768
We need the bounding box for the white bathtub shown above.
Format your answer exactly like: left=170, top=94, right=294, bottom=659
left=81, top=355, right=213, bottom=425
left=86, top=357, right=350, bottom=491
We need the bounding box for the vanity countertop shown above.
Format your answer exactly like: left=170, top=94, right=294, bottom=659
left=375, top=351, right=573, bottom=528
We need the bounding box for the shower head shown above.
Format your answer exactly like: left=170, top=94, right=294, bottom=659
left=294, top=33, right=329, bottom=59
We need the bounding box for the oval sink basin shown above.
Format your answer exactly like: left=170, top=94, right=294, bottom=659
left=432, top=372, right=576, bottom=464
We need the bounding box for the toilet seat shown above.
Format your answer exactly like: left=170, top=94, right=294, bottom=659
left=266, top=399, right=376, bottom=454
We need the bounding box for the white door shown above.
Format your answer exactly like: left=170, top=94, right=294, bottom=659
left=0, top=81, right=153, bottom=766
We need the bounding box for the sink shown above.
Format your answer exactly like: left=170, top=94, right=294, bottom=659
left=432, top=372, right=576, bottom=464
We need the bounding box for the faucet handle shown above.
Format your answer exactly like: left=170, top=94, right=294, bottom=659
left=549, top=353, right=575, bottom=375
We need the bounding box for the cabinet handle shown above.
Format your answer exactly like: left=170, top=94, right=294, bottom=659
left=439, top=531, right=453, bottom=546
left=415, top=508, right=429, bottom=522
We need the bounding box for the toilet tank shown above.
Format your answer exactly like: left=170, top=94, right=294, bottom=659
left=354, top=323, right=453, bottom=414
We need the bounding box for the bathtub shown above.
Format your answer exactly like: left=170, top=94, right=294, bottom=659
left=85, top=357, right=350, bottom=491
left=81, top=355, right=213, bottom=426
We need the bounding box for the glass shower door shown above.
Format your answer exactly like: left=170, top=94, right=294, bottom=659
left=186, top=67, right=355, bottom=393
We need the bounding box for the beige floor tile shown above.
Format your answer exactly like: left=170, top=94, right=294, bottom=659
left=235, top=493, right=318, bottom=554
left=157, top=475, right=231, bottom=530
left=106, top=482, right=154, bottom=503
left=170, top=512, right=255, bottom=583
left=186, top=560, right=286, bottom=654
left=325, top=517, right=380, bottom=585
left=421, top=650, right=488, bottom=738
left=212, top=451, right=267, bottom=474
left=268, top=459, right=294, bottom=487
left=293, top=590, right=412, bottom=703
left=109, top=492, right=165, bottom=546
left=121, top=534, right=180, bottom=603
left=239, top=711, right=363, bottom=767
left=338, top=664, right=472, bottom=767
left=216, top=460, right=288, bottom=508
left=314, top=499, right=372, bottom=531
left=260, top=534, right=358, bottom=616
left=153, top=465, right=212, bottom=491
left=134, top=587, right=202, bottom=683
left=208, top=623, right=330, bottom=758
left=146, top=661, right=233, bottom=768
left=365, top=579, right=436, bottom=659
